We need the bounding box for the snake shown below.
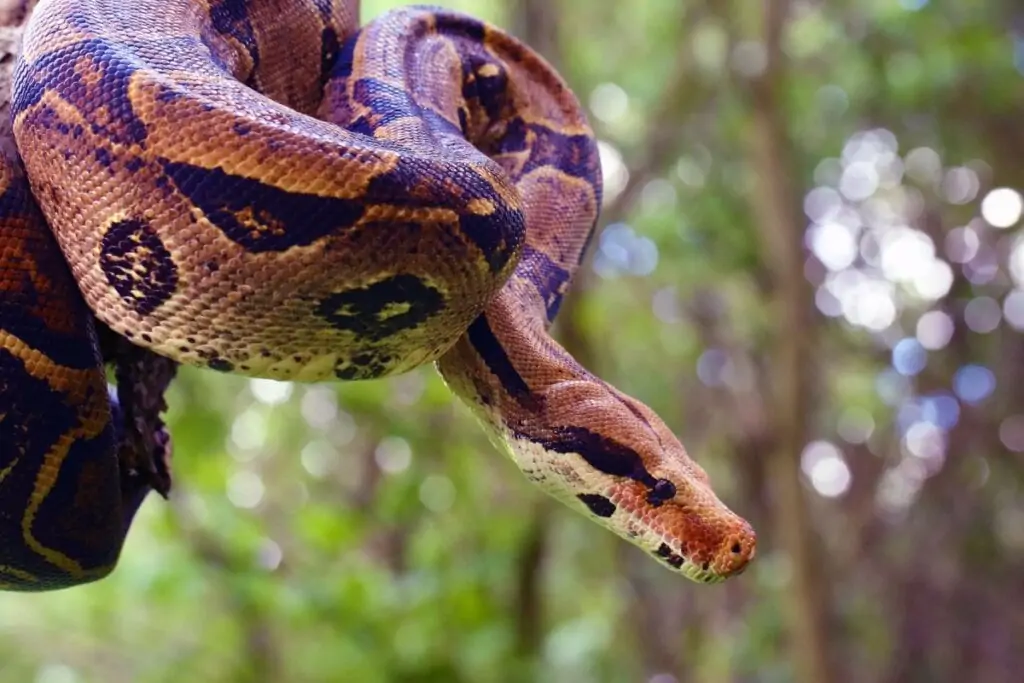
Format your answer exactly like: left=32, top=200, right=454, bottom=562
left=0, top=0, right=756, bottom=591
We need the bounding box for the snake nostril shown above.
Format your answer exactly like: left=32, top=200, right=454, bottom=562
left=731, top=541, right=742, bottom=555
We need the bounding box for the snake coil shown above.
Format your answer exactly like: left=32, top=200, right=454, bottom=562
left=0, top=0, right=755, bottom=590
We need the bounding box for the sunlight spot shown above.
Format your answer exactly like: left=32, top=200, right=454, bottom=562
left=801, top=441, right=851, bottom=498
left=692, top=20, right=729, bottom=72
left=589, top=83, right=629, bottom=123
left=1009, top=237, right=1024, bottom=286
left=390, top=371, right=425, bottom=406
left=879, top=226, right=934, bottom=283
left=809, top=221, right=858, bottom=271
left=998, top=415, right=1024, bottom=452
left=649, top=675, right=679, bottom=683
left=420, top=475, right=456, bottom=512
left=876, top=368, right=911, bottom=406
left=249, top=378, right=293, bottom=405
left=839, top=161, right=879, bottom=201
left=877, top=461, right=925, bottom=516
left=944, top=225, right=980, bottom=263
left=35, top=664, right=78, bottom=683
left=257, top=539, right=283, bottom=570
left=641, top=178, right=678, bottom=212
left=980, top=187, right=1023, bottom=228
left=995, top=506, right=1024, bottom=551
left=966, top=256, right=999, bottom=288
left=964, top=296, right=1001, bottom=333
left=815, top=286, right=843, bottom=317
left=804, top=186, right=843, bottom=222
left=953, top=365, right=996, bottom=404
left=1003, top=290, right=1024, bottom=330
left=300, top=386, right=339, bottom=430
left=892, top=338, right=927, bottom=376
left=652, top=287, right=683, bottom=323
left=904, top=147, right=942, bottom=185
left=903, top=422, right=946, bottom=474
left=916, top=310, right=954, bottom=349
left=696, top=348, right=728, bottom=387
left=375, top=436, right=412, bottom=474
left=816, top=85, right=850, bottom=119
left=300, top=439, right=336, bottom=478
left=227, top=470, right=265, bottom=509
left=811, top=459, right=852, bottom=498
left=814, top=157, right=843, bottom=187
left=940, top=166, right=979, bottom=204
left=597, top=141, right=628, bottom=204
left=230, top=408, right=268, bottom=454
left=732, top=40, right=767, bottom=77
left=910, top=259, right=954, bottom=300
left=594, top=223, right=658, bottom=278
left=919, top=392, right=961, bottom=430
left=840, top=277, right=897, bottom=331
left=675, top=157, right=706, bottom=188
left=722, top=356, right=756, bottom=392
left=837, top=407, right=875, bottom=444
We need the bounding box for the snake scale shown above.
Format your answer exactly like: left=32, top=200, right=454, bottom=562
left=0, top=0, right=755, bottom=591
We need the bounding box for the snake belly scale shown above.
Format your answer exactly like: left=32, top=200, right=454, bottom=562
left=0, top=0, right=755, bottom=590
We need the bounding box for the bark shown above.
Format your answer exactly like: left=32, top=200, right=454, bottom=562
left=744, top=1, right=835, bottom=682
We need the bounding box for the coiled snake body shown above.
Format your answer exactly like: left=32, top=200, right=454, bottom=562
left=0, top=0, right=755, bottom=590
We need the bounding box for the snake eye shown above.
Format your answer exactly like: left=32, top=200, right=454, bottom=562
left=647, top=478, right=676, bottom=505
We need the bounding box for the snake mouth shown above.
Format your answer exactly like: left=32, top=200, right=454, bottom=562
left=677, top=559, right=727, bottom=584
left=652, top=528, right=756, bottom=583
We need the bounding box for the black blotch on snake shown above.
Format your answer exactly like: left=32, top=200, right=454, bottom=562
left=577, top=493, right=616, bottom=518
left=12, top=38, right=148, bottom=145
left=364, top=156, right=524, bottom=273
left=350, top=78, right=418, bottom=134
left=525, top=426, right=660, bottom=490
left=315, top=274, right=444, bottom=342
left=466, top=314, right=533, bottom=406
left=498, top=118, right=601, bottom=190
left=99, top=218, right=178, bottom=316
left=334, top=351, right=395, bottom=380
left=656, top=543, right=685, bottom=569
left=519, top=245, right=571, bottom=324
left=160, top=160, right=366, bottom=252
left=207, top=357, right=235, bottom=372
left=207, top=0, right=260, bottom=78
left=434, top=13, right=486, bottom=42
left=461, top=55, right=509, bottom=121
left=319, top=26, right=341, bottom=87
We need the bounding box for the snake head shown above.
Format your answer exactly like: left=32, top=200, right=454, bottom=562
left=517, top=380, right=756, bottom=583
left=593, top=463, right=757, bottom=583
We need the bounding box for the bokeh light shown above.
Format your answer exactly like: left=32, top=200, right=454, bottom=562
left=800, top=441, right=852, bottom=498
left=980, top=187, right=1023, bottom=228
left=953, top=365, right=996, bottom=404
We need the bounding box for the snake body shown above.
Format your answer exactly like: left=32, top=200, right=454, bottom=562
left=0, top=0, right=755, bottom=590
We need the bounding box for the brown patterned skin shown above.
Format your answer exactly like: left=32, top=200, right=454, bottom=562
left=0, top=132, right=167, bottom=590
left=2, top=0, right=755, bottom=590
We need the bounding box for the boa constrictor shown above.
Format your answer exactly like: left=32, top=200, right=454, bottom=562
left=0, top=0, right=755, bottom=590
